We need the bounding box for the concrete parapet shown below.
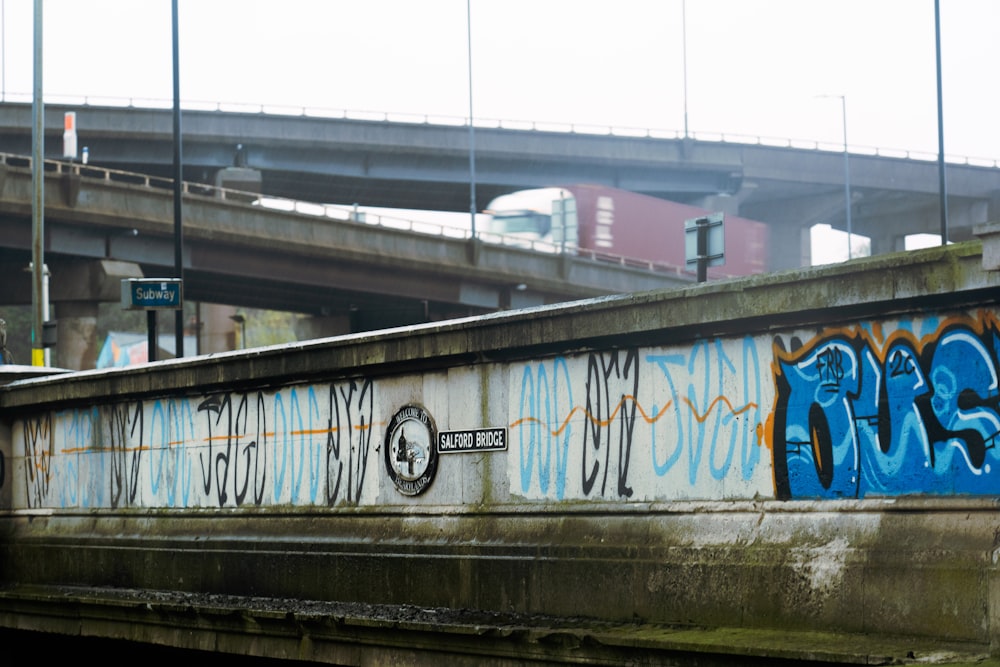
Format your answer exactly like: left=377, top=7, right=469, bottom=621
left=1, top=242, right=999, bottom=662
left=976, top=221, right=1000, bottom=270
left=0, top=501, right=996, bottom=664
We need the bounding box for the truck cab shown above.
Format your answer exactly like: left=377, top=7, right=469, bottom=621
left=485, top=187, right=578, bottom=251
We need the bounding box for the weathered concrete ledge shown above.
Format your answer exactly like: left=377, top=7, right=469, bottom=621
left=0, top=584, right=994, bottom=666
left=1, top=241, right=999, bottom=663
left=1, top=502, right=998, bottom=648
left=0, top=242, right=991, bottom=412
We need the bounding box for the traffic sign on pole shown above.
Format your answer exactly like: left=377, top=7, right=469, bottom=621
left=685, top=213, right=725, bottom=283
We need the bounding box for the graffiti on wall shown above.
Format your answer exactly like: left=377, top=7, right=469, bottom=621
left=771, top=311, right=1000, bottom=499
left=9, top=309, right=1000, bottom=509
left=14, top=379, right=376, bottom=510
left=511, top=309, right=1000, bottom=501
left=22, top=412, right=54, bottom=508
left=512, top=340, right=770, bottom=501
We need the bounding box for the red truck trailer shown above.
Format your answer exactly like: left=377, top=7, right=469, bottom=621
left=484, top=184, right=770, bottom=279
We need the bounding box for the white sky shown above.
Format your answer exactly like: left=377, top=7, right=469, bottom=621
left=1, top=0, right=999, bottom=162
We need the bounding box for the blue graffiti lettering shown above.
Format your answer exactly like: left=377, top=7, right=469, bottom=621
left=772, top=314, right=1000, bottom=498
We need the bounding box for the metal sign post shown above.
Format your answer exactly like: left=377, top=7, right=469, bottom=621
left=121, top=278, right=183, bottom=362
left=685, top=213, right=725, bottom=283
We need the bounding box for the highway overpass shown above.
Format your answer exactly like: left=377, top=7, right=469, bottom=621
left=2, top=101, right=999, bottom=268
left=0, top=152, right=694, bottom=366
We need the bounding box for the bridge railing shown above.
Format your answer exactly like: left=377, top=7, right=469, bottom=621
left=5, top=92, right=1000, bottom=169
left=249, top=195, right=688, bottom=275
left=0, top=151, right=693, bottom=278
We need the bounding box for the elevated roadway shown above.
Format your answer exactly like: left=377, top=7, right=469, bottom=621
left=0, top=153, right=692, bottom=322
left=1, top=101, right=998, bottom=266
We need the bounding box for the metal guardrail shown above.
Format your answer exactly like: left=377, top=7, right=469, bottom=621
left=0, top=152, right=692, bottom=278
left=4, top=92, right=999, bottom=169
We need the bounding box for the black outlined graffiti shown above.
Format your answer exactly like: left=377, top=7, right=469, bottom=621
left=233, top=392, right=267, bottom=506
left=516, top=338, right=765, bottom=500
left=197, top=392, right=267, bottom=507
left=10, top=375, right=382, bottom=510
left=326, top=378, right=374, bottom=505
left=22, top=413, right=53, bottom=508
left=108, top=401, right=143, bottom=508
left=583, top=349, right=639, bottom=498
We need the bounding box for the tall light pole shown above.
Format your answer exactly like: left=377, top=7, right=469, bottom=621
left=466, top=0, right=477, bottom=242
left=31, top=0, right=44, bottom=366
left=681, top=0, right=689, bottom=139
left=934, top=0, right=948, bottom=244
left=838, top=94, right=852, bottom=260
left=819, top=94, right=853, bottom=260
left=2, top=0, right=6, bottom=101
left=172, top=0, right=185, bottom=358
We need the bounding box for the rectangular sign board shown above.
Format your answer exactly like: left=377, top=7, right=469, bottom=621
left=438, top=427, right=507, bottom=454
left=684, top=212, right=726, bottom=267
left=121, top=278, right=183, bottom=311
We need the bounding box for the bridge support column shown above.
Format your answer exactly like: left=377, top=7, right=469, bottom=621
left=198, top=303, right=240, bottom=353
left=868, top=230, right=904, bottom=256
left=765, top=220, right=811, bottom=271
left=989, top=190, right=1000, bottom=226
left=295, top=314, right=352, bottom=341
left=48, top=260, right=145, bottom=371
left=53, top=301, right=98, bottom=371
left=694, top=193, right=814, bottom=271
left=692, top=193, right=743, bottom=216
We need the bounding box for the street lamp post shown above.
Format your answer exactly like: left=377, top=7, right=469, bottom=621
left=682, top=0, right=689, bottom=139
left=172, top=0, right=185, bottom=359
left=934, top=0, right=948, bottom=245
left=466, top=0, right=477, bottom=242
left=2, top=0, right=6, bottom=101
left=819, top=94, right=853, bottom=260
left=838, top=95, right=853, bottom=260
left=31, top=0, right=44, bottom=366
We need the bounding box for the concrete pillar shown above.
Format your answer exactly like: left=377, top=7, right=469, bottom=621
left=47, top=259, right=145, bottom=370
left=692, top=193, right=743, bottom=216
left=869, top=232, right=903, bottom=256
left=198, top=303, right=239, bottom=353
left=766, top=221, right=812, bottom=271
left=975, top=222, right=1000, bottom=271
left=989, top=190, right=1000, bottom=225
left=295, top=314, right=352, bottom=341
left=215, top=166, right=262, bottom=202
left=693, top=192, right=812, bottom=271
left=53, top=301, right=98, bottom=370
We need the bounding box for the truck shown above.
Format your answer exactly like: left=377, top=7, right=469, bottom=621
left=484, top=184, right=770, bottom=279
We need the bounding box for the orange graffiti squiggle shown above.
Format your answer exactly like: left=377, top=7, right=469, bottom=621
left=61, top=421, right=379, bottom=456
left=511, top=393, right=760, bottom=439
left=62, top=444, right=148, bottom=455
left=681, top=394, right=758, bottom=423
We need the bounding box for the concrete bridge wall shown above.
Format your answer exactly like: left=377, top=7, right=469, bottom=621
left=1, top=239, right=1000, bottom=663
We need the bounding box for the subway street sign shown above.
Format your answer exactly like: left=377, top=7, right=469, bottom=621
left=121, top=278, right=184, bottom=310
left=437, top=427, right=507, bottom=454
